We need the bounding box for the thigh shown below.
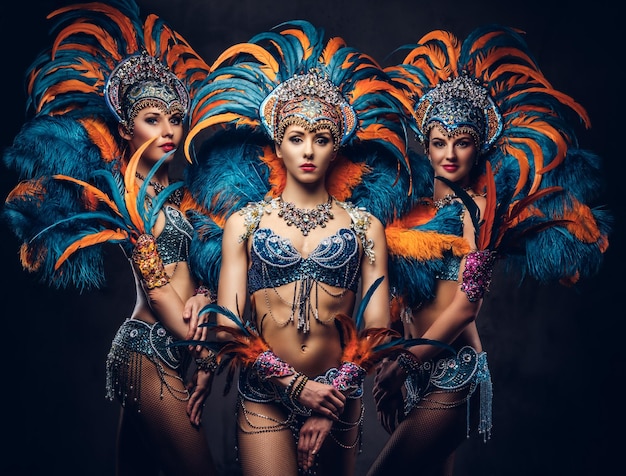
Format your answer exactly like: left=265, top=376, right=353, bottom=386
left=121, top=354, right=216, bottom=476
left=117, top=407, right=160, bottom=476
left=237, top=398, right=299, bottom=476
left=368, top=388, right=472, bottom=476
left=316, top=397, right=362, bottom=476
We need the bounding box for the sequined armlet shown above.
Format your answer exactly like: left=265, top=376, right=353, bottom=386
left=336, top=200, right=374, bottom=263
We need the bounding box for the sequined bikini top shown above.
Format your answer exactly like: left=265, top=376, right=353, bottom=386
left=240, top=198, right=374, bottom=294
left=433, top=199, right=465, bottom=281
left=248, top=227, right=361, bottom=293
left=435, top=251, right=461, bottom=281
left=156, top=205, right=193, bottom=265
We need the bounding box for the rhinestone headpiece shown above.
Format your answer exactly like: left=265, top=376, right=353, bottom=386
left=260, top=69, right=357, bottom=150
left=414, top=73, right=502, bottom=152
left=104, top=52, right=190, bottom=130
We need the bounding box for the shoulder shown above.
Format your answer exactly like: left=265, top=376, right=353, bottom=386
left=336, top=199, right=372, bottom=231
left=336, top=199, right=380, bottom=263
left=232, top=197, right=278, bottom=242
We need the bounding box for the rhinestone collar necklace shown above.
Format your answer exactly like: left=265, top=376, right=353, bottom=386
left=277, top=195, right=334, bottom=236
left=135, top=171, right=182, bottom=206
left=432, top=187, right=473, bottom=210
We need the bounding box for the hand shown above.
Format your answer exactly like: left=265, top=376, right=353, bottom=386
left=376, top=392, right=404, bottom=434
left=372, top=358, right=406, bottom=432
left=183, top=293, right=212, bottom=352
left=297, top=415, right=333, bottom=471
left=186, top=365, right=214, bottom=426
left=297, top=379, right=346, bottom=420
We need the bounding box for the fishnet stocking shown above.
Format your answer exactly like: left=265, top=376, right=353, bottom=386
left=236, top=398, right=362, bottom=476
left=115, top=353, right=216, bottom=476
left=367, top=388, right=478, bottom=476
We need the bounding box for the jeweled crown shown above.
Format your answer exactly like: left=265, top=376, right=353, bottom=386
left=260, top=69, right=357, bottom=149
left=415, top=73, right=502, bottom=152
left=104, top=51, right=190, bottom=129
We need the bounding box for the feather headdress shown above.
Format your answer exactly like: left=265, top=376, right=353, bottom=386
left=3, top=0, right=210, bottom=289
left=183, top=20, right=419, bottom=285
left=384, top=25, right=611, bottom=308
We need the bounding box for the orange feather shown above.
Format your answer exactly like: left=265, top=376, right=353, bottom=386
left=52, top=174, right=123, bottom=216
left=123, top=138, right=156, bottom=232
left=5, top=179, right=46, bottom=202
left=321, top=37, right=347, bottom=64
left=55, top=229, right=129, bottom=270
left=335, top=313, right=401, bottom=372
left=385, top=228, right=470, bottom=260
left=326, top=156, right=368, bottom=201
left=185, top=113, right=258, bottom=162
left=210, top=43, right=279, bottom=81
left=282, top=28, right=315, bottom=60
left=20, top=243, right=45, bottom=272
left=79, top=118, right=121, bottom=163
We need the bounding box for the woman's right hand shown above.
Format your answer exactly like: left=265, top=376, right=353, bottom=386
left=183, top=293, right=212, bottom=351
left=297, top=379, right=346, bottom=420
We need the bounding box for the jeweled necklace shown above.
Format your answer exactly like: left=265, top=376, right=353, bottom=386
left=135, top=171, right=182, bottom=205
left=432, top=187, right=473, bottom=210
left=432, top=193, right=458, bottom=210
left=277, top=195, right=334, bottom=236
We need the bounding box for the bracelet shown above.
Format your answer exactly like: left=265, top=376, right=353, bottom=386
left=195, top=350, right=219, bottom=373
left=396, top=352, right=421, bottom=375
left=331, top=361, right=366, bottom=394
left=291, top=374, right=309, bottom=402
left=285, top=371, right=303, bottom=397
left=193, top=285, right=216, bottom=302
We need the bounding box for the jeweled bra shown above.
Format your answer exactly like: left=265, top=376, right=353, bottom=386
left=240, top=198, right=374, bottom=332
left=156, top=205, right=193, bottom=265
left=248, top=227, right=360, bottom=294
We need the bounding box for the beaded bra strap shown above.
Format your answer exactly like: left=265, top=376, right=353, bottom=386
left=238, top=200, right=273, bottom=242
left=336, top=200, right=374, bottom=263
left=237, top=198, right=375, bottom=264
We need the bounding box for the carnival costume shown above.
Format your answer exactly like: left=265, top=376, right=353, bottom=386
left=385, top=25, right=611, bottom=307
left=177, top=20, right=416, bottom=470
left=367, top=26, right=612, bottom=473
left=2, top=1, right=216, bottom=473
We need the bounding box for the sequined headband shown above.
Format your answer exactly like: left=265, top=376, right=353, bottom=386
left=259, top=70, right=357, bottom=149
left=414, top=74, right=502, bottom=152
left=104, top=52, right=190, bottom=130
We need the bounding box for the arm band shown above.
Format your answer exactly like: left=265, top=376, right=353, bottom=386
left=195, top=349, right=219, bottom=373
left=460, top=250, right=497, bottom=302
left=331, top=361, right=366, bottom=394
left=396, top=352, right=421, bottom=375
left=131, top=234, right=169, bottom=289
left=254, top=350, right=295, bottom=381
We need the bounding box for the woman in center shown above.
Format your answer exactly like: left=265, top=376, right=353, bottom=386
left=221, top=95, right=388, bottom=475
left=182, top=21, right=414, bottom=476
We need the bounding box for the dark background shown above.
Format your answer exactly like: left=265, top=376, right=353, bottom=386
left=1, top=1, right=622, bottom=475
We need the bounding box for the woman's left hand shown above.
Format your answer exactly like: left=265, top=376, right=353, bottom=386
left=186, top=367, right=214, bottom=426
left=372, top=358, right=406, bottom=432
left=297, top=415, right=333, bottom=471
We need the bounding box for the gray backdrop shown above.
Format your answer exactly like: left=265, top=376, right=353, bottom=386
left=1, top=1, right=621, bottom=475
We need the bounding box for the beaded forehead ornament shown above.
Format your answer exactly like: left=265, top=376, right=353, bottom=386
left=415, top=74, right=502, bottom=153
left=260, top=69, right=357, bottom=150
left=104, top=52, right=190, bottom=130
